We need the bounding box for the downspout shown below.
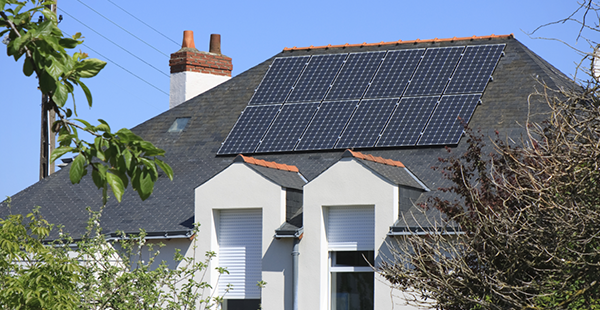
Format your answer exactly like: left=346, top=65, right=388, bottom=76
left=292, top=235, right=301, bottom=310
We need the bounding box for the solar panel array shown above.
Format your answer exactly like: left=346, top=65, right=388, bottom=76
left=218, top=43, right=505, bottom=155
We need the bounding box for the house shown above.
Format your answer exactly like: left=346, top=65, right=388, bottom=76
left=1, top=32, right=572, bottom=310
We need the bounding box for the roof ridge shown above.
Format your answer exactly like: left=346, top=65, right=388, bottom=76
left=283, top=33, right=514, bottom=51
left=343, top=149, right=405, bottom=168
left=236, top=154, right=300, bottom=172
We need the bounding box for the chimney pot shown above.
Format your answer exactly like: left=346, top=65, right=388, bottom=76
left=182, top=30, right=195, bottom=49
left=210, top=34, right=221, bottom=54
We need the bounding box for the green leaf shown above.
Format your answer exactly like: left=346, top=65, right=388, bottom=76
left=69, top=155, right=85, bottom=184
left=45, top=60, right=62, bottom=79
left=23, top=58, right=34, bottom=76
left=58, top=38, right=78, bottom=49
left=76, top=58, right=106, bottom=78
left=79, top=80, right=93, bottom=108
left=91, top=164, right=107, bottom=189
left=39, top=70, right=56, bottom=94
left=138, top=141, right=165, bottom=156
left=137, top=170, right=154, bottom=201
left=106, top=173, right=125, bottom=203
left=52, top=82, right=68, bottom=107
left=50, top=146, right=72, bottom=163
left=155, top=159, right=173, bottom=181
left=116, top=128, right=143, bottom=143
left=74, top=118, right=93, bottom=129
left=110, top=168, right=129, bottom=190
left=95, top=119, right=110, bottom=132
left=122, top=149, right=133, bottom=172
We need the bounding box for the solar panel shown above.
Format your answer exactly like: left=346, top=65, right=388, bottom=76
left=417, top=94, right=481, bottom=145
left=363, top=49, right=425, bottom=99
left=335, top=98, right=398, bottom=149
left=377, top=96, right=439, bottom=147
left=445, top=44, right=505, bottom=94
left=325, top=51, right=385, bottom=101
left=295, top=100, right=358, bottom=151
left=286, top=54, right=347, bottom=103
left=249, top=56, right=309, bottom=105
left=217, top=105, right=281, bottom=154
left=256, top=103, right=319, bottom=152
left=404, top=46, right=464, bottom=96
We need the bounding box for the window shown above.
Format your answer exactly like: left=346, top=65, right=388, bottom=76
left=217, top=209, right=262, bottom=309
left=330, top=251, right=374, bottom=310
left=326, top=206, right=375, bottom=310
left=167, top=117, right=190, bottom=133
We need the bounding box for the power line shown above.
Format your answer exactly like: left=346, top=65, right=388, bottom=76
left=63, top=31, right=169, bottom=97
left=106, top=0, right=180, bottom=47
left=59, top=8, right=169, bottom=78
left=76, top=0, right=169, bottom=57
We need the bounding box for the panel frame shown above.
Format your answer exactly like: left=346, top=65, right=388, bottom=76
left=217, top=104, right=282, bottom=155
left=248, top=55, right=310, bottom=105
left=403, top=46, right=465, bottom=97
left=325, top=51, right=386, bottom=101
left=417, top=94, right=482, bottom=146
left=255, top=102, right=320, bottom=153
left=286, top=53, right=349, bottom=104
left=295, top=100, right=360, bottom=151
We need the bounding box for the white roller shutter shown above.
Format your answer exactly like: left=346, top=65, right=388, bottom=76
left=327, top=206, right=374, bottom=251
left=217, top=209, right=262, bottom=299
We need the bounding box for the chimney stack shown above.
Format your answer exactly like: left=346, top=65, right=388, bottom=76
left=169, top=31, right=232, bottom=109
left=209, top=34, right=221, bottom=54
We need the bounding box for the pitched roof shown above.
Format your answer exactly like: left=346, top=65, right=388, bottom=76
left=1, top=35, right=574, bottom=238
left=342, top=150, right=428, bottom=191
left=233, top=155, right=306, bottom=190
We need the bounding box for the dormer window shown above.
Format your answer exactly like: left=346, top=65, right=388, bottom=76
left=167, top=117, right=190, bottom=133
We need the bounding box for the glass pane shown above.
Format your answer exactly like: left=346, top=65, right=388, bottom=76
left=331, top=272, right=374, bottom=310
left=222, top=299, right=261, bottom=310
left=335, top=251, right=374, bottom=267
left=167, top=117, right=190, bottom=133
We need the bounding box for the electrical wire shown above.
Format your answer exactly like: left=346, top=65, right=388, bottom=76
left=76, top=0, right=169, bottom=57
left=63, top=31, right=169, bottom=97
left=106, top=0, right=179, bottom=47
left=59, top=8, right=169, bottom=78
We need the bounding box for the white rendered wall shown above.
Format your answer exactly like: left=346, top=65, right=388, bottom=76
left=302, top=158, right=419, bottom=310
left=169, top=71, right=230, bottom=109
left=195, top=163, right=292, bottom=310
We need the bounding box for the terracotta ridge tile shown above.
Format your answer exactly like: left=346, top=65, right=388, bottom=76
left=346, top=150, right=405, bottom=168
left=238, top=154, right=299, bottom=172
left=283, top=33, right=513, bottom=51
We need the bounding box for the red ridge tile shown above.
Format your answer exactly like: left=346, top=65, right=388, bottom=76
left=283, top=34, right=513, bottom=51
left=238, top=154, right=299, bottom=172
left=346, top=150, right=405, bottom=168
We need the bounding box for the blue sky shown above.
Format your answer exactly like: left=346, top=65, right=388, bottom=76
left=0, top=0, right=592, bottom=199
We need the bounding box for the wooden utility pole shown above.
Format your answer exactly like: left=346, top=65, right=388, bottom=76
left=39, top=2, right=57, bottom=180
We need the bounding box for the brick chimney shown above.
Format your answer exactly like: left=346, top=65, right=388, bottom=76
left=169, top=31, right=232, bottom=109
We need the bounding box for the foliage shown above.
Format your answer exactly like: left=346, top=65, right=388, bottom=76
left=0, top=0, right=172, bottom=203
left=0, top=204, right=81, bottom=309
left=378, top=77, right=600, bottom=309
left=377, top=2, right=600, bottom=309
left=0, top=200, right=228, bottom=310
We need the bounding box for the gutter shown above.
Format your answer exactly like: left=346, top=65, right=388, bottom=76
left=387, top=227, right=464, bottom=236
left=106, top=230, right=195, bottom=241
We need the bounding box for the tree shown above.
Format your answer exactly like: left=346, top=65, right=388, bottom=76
left=0, top=201, right=227, bottom=310
left=0, top=0, right=172, bottom=204
left=378, top=3, right=600, bottom=308
left=0, top=1, right=227, bottom=309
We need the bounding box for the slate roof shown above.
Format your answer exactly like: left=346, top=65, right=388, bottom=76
left=341, top=149, right=429, bottom=191
left=233, top=155, right=307, bottom=190
left=1, top=35, right=574, bottom=239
